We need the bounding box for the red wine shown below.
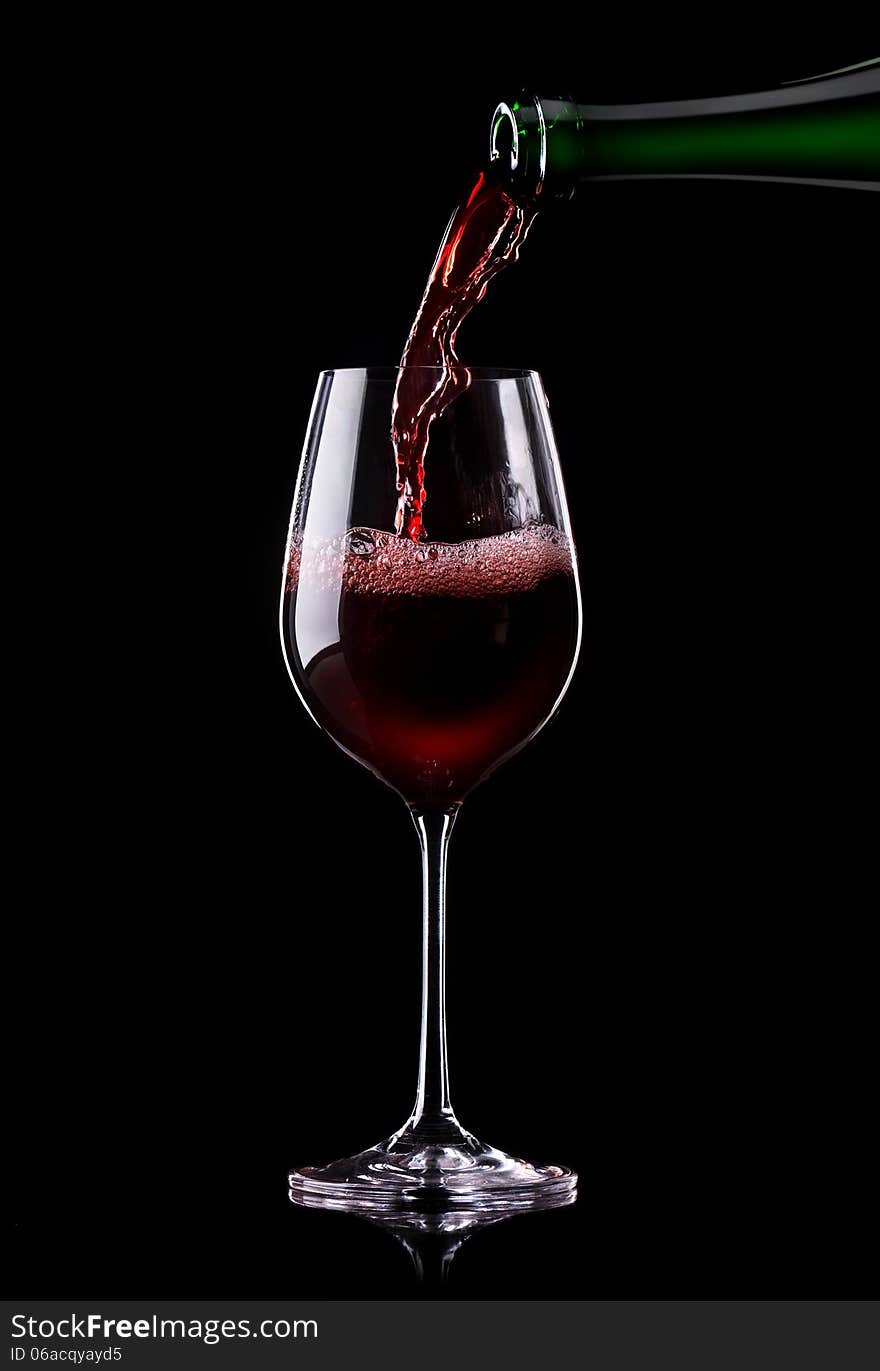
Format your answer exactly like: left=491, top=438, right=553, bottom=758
left=284, top=525, right=577, bottom=803
left=392, top=174, right=536, bottom=542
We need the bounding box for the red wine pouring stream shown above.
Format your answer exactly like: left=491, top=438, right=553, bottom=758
left=391, top=174, right=537, bottom=542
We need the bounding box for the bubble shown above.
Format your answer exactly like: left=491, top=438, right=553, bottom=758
left=344, top=528, right=376, bottom=558
left=300, top=524, right=573, bottom=598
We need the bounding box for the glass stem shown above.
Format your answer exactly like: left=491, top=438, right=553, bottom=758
left=408, top=805, right=461, bottom=1139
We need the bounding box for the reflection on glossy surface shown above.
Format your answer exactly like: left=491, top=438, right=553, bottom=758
left=289, top=1186, right=577, bottom=1286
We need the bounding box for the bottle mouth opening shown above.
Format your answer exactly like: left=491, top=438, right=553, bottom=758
left=490, top=102, right=519, bottom=174
left=489, top=97, right=546, bottom=192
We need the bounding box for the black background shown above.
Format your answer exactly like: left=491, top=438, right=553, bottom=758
left=9, top=23, right=878, bottom=1299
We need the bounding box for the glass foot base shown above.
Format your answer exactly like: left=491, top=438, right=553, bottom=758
left=289, top=1125, right=576, bottom=1217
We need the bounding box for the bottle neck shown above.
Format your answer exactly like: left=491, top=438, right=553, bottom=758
left=490, top=61, right=880, bottom=197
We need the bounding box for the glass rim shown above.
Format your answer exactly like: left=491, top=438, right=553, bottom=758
left=317, top=365, right=540, bottom=383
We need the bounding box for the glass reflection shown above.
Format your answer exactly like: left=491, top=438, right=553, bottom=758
left=289, top=1186, right=576, bottom=1286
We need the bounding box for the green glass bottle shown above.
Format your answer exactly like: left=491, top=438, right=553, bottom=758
left=490, top=60, right=880, bottom=196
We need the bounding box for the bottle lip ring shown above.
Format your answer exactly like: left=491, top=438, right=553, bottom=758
left=490, top=101, right=520, bottom=174
left=489, top=96, right=546, bottom=191
left=535, top=96, right=547, bottom=185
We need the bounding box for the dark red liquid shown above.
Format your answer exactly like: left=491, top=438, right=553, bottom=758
left=283, top=526, right=578, bottom=803
left=392, top=175, right=537, bottom=541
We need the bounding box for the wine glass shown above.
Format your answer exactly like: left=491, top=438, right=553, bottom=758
left=281, top=366, right=582, bottom=1214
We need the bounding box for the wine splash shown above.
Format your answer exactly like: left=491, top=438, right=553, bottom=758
left=392, top=174, right=537, bottom=542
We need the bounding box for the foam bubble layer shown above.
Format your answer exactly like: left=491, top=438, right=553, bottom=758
left=286, top=525, right=572, bottom=598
